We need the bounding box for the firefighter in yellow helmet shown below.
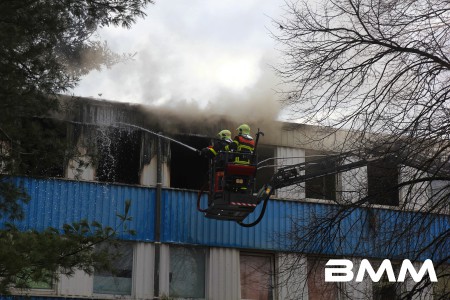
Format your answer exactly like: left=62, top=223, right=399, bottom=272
left=200, top=129, right=233, bottom=159
left=230, top=124, right=255, bottom=164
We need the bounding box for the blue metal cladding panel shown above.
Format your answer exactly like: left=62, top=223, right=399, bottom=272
left=8, top=177, right=155, bottom=241
left=5, top=177, right=448, bottom=260
left=161, top=189, right=449, bottom=261
left=161, top=189, right=294, bottom=250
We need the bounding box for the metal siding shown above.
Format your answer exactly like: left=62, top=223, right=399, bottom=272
left=133, top=242, right=155, bottom=299
left=58, top=269, right=93, bottom=297
left=9, top=177, right=155, bottom=241
left=6, top=177, right=448, bottom=261
left=208, top=247, right=240, bottom=300
left=161, top=188, right=448, bottom=261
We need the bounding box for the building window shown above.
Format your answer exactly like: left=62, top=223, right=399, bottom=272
left=170, top=135, right=210, bottom=190
left=240, top=253, right=274, bottom=300
left=305, top=150, right=337, bottom=201
left=93, top=243, right=133, bottom=295
left=14, top=268, right=53, bottom=290
left=367, top=161, right=399, bottom=206
left=430, top=180, right=450, bottom=212
left=170, top=246, right=206, bottom=299
left=371, top=261, right=402, bottom=300
left=433, top=264, right=450, bottom=299
left=27, top=278, right=53, bottom=290
left=307, top=258, right=338, bottom=300
left=255, top=145, right=276, bottom=192
left=17, top=118, right=67, bottom=177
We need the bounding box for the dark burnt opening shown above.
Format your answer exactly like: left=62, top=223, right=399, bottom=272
left=368, top=160, right=399, bottom=206
left=18, top=118, right=67, bottom=177
left=170, top=135, right=210, bottom=190
left=96, top=128, right=141, bottom=184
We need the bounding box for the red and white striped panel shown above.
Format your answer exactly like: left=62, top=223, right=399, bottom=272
left=230, top=202, right=257, bottom=207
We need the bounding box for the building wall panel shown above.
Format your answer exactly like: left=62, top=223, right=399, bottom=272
left=58, top=269, right=92, bottom=297
left=10, top=177, right=155, bottom=241
left=133, top=243, right=155, bottom=299
left=5, top=177, right=448, bottom=262
left=207, top=247, right=240, bottom=300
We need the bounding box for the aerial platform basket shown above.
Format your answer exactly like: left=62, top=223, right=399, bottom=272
left=197, top=152, right=259, bottom=222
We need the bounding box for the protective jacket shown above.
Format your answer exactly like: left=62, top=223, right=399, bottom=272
left=231, top=134, right=255, bottom=164
left=202, top=139, right=231, bottom=159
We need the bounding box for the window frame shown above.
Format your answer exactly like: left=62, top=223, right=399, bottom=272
left=169, top=245, right=207, bottom=300
left=240, top=251, right=276, bottom=300
left=306, top=256, right=341, bottom=300
left=367, top=160, right=400, bottom=206
left=92, top=242, right=134, bottom=297
left=304, top=150, right=338, bottom=201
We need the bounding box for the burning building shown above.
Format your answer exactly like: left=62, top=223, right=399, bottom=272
left=2, top=96, right=448, bottom=300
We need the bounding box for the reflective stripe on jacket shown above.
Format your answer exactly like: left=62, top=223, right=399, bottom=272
left=232, top=135, right=255, bottom=164
left=233, top=135, right=255, bottom=153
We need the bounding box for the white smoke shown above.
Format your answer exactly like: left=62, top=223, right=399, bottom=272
left=70, top=0, right=285, bottom=128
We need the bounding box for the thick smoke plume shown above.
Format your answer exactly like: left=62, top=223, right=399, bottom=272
left=137, top=57, right=283, bottom=138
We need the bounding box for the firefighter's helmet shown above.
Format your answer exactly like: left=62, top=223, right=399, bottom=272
left=237, top=124, right=251, bottom=135
left=217, top=129, right=232, bottom=141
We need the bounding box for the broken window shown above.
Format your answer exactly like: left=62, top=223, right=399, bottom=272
left=367, top=161, right=399, bottom=206
left=16, top=118, right=67, bottom=177
left=96, top=128, right=141, bottom=184
left=170, top=135, right=210, bottom=190
left=305, top=150, right=337, bottom=201
left=240, top=253, right=274, bottom=300
left=169, top=246, right=206, bottom=299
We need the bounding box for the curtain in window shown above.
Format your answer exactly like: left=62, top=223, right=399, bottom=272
left=307, top=258, right=338, bottom=300
left=240, top=254, right=273, bottom=300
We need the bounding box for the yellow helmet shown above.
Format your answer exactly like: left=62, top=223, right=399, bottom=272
left=217, top=129, right=232, bottom=140
left=237, top=124, right=250, bottom=135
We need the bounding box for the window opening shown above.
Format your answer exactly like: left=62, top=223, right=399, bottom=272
left=371, top=261, right=402, bottom=300
left=433, top=264, right=450, bottom=299
left=170, top=135, right=209, bottom=190
left=240, top=253, right=274, bottom=300
left=305, top=150, right=337, bottom=201
left=430, top=180, right=450, bottom=212
left=14, top=268, right=53, bottom=290
left=93, top=243, right=133, bottom=295
left=367, top=160, right=399, bottom=206
left=255, top=145, right=276, bottom=192
left=17, top=118, right=67, bottom=177
left=169, top=246, right=206, bottom=299
left=307, top=258, right=338, bottom=300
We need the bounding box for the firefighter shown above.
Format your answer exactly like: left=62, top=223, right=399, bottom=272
left=230, top=124, right=255, bottom=164
left=200, top=129, right=233, bottom=159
